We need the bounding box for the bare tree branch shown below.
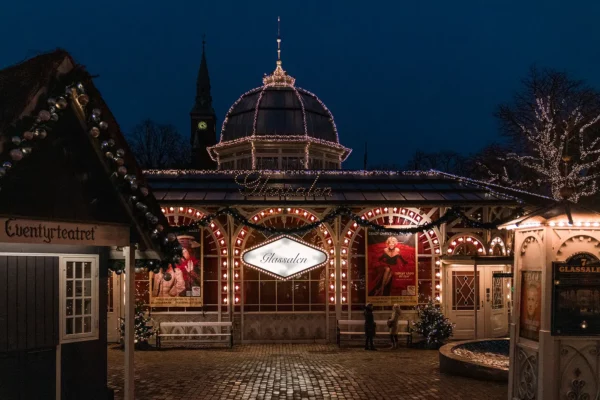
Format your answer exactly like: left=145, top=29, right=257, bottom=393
left=127, top=119, right=190, bottom=169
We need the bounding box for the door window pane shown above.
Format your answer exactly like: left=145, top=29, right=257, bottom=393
left=62, top=258, right=98, bottom=342
left=492, top=276, right=504, bottom=310
left=452, top=271, right=479, bottom=311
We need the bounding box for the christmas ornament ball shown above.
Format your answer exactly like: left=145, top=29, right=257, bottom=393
left=9, top=149, right=23, bottom=161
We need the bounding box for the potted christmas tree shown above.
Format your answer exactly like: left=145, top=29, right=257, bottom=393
left=412, top=300, right=454, bottom=349
left=118, top=300, right=155, bottom=350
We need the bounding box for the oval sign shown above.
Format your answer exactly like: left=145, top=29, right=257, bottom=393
left=241, top=235, right=328, bottom=280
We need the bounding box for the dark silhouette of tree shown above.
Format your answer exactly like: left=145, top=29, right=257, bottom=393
left=402, top=150, right=474, bottom=176
left=128, top=119, right=190, bottom=169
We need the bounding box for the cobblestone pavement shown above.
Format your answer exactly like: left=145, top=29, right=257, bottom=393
left=107, top=344, right=508, bottom=400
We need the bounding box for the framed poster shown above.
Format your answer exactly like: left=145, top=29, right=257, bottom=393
left=520, top=270, right=542, bottom=341
left=150, top=234, right=203, bottom=307
left=366, top=229, right=417, bottom=306
left=552, top=253, right=600, bottom=336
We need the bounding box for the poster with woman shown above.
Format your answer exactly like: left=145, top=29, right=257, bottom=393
left=520, top=270, right=541, bottom=341
left=366, top=230, right=418, bottom=306
left=150, top=234, right=203, bottom=307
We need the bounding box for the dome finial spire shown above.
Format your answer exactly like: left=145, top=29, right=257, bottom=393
left=263, top=16, right=295, bottom=86
left=277, top=16, right=282, bottom=67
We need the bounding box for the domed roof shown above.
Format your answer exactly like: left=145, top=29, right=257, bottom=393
left=220, top=84, right=339, bottom=143
left=211, top=21, right=352, bottom=163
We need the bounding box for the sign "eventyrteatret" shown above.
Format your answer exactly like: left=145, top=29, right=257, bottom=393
left=0, top=217, right=130, bottom=246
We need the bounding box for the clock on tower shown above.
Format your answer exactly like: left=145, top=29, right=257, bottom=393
left=190, top=37, right=217, bottom=169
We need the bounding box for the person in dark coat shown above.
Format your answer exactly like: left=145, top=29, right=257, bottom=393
left=364, top=303, right=376, bottom=350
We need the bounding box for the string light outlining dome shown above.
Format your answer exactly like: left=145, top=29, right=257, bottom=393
left=208, top=17, right=351, bottom=170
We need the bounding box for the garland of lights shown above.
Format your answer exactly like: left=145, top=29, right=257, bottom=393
left=291, top=86, right=308, bottom=137
left=169, top=206, right=517, bottom=237
left=0, top=77, right=183, bottom=270
left=143, top=168, right=545, bottom=203
left=207, top=134, right=351, bottom=158
left=144, top=169, right=442, bottom=177
left=433, top=170, right=552, bottom=202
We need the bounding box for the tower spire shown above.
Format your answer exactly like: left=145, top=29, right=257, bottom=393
left=190, top=33, right=217, bottom=169
left=193, top=34, right=214, bottom=114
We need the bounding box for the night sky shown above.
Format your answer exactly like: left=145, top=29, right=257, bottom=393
left=2, top=0, right=600, bottom=169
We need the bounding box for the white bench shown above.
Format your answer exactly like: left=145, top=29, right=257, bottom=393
left=157, top=321, right=233, bottom=348
left=336, top=319, right=412, bottom=347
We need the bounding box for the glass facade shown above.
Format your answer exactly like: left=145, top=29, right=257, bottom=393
left=130, top=204, right=511, bottom=342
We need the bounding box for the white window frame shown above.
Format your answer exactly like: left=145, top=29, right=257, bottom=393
left=59, top=255, right=100, bottom=343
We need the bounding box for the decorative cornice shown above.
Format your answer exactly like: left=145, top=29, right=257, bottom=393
left=207, top=135, right=352, bottom=162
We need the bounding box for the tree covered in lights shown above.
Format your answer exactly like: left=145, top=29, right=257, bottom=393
left=118, top=300, right=155, bottom=350
left=481, top=67, right=600, bottom=203
left=412, top=300, right=453, bottom=348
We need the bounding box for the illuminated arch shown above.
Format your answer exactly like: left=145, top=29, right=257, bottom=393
left=488, top=236, right=507, bottom=256
left=520, top=236, right=540, bottom=255
left=161, top=206, right=228, bottom=306
left=161, top=206, right=204, bottom=226
left=343, top=207, right=442, bottom=305
left=231, top=207, right=335, bottom=306
left=557, top=234, right=600, bottom=261
left=161, top=206, right=227, bottom=250
left=445, top=234, right=487, bottom=256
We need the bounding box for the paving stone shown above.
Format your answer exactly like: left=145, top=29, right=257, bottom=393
left=107, top=344, right=507, bottom=400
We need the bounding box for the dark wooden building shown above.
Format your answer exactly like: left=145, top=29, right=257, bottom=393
left=0, top=50, right=168, bottom=399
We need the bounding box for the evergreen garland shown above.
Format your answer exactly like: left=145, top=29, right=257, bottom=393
left=172, top=206, right=519, bottom=236
left=108, top=205, right=521, bottom=274
left=412, top=300, right=454, bottom=348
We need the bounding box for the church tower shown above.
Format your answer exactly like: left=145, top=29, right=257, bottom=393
left=190, top=36, right=217, bottom=169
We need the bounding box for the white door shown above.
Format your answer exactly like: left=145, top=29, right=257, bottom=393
left=483, top=267, right=509, bottom=338
left=445, top=265, right=509, bottom=339
left=446, top=267, right=484, bottom=340
left=107, top=271, right=122, bottom=343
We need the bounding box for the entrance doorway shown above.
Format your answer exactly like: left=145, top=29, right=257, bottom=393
left=107, top=271, right=122, bottom=343
left=445, top=264, right=510, bottom=339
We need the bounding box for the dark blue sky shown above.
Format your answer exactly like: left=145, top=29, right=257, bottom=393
left=2, top=1, right=600, bottom=169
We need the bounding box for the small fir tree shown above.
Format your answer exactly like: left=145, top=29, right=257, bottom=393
left=118, top=301, right=154, bottom=349
left=412, top=300, right=454, bottom=348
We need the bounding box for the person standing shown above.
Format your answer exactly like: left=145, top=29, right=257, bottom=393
left=364, top=303, right=376, bottom=350
left=388, top=304, right=401, bottom=349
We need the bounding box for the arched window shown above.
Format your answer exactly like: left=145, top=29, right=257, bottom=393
left=232, top=207, right=334, bottom=312
left=343, top=207, right=441, bottom=310
left=446, top=235, right=487, bottom=256
left=157, top=206, right=227, bottom=311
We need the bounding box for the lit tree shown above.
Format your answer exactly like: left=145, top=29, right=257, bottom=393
left=489, top=67, right=600, bottom=202
left=118, top=300, right=155, bottom=350
left=412, top=300, right=454, bottom=348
